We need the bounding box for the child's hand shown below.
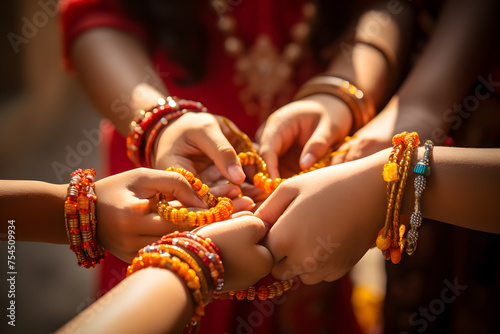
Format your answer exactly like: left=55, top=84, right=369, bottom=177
left=332, top=97, right=440, bottom=164
left=153, top=112, right=246, bottom=187
left=194, top=212, right=273, bottom=292
left=95, top=168, right=208, bottom=263
left=255, top=153, right=387, bottom=285
left=257, top=94, right=353, bottom=179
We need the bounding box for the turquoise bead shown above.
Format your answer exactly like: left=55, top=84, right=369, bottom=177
left=414, top=162, right=431, bottom=176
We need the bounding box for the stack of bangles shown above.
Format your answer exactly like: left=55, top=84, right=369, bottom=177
left=64, top=169, right=106, bottom=268
left=293, top=74, right=375, bottom=134
left=126, top=96, right=207, bottom=168
left=127, top=231, right=293, bottom=333
left=376, top=132, right=434, bottom=264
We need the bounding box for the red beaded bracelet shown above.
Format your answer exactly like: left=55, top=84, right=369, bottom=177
left=153, top=232, right=225, bottom=292
left=126, top=97, right=207, bottom=167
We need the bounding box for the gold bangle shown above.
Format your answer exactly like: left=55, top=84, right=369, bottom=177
left=293, top=75, right=375, bottom=133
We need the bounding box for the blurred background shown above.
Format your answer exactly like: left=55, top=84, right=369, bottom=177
left=0, top=1, right=102, bottom=333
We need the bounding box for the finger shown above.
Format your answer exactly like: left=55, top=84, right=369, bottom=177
left=194, top=124, right=245, bottom=184
left=136, top=212, right=193, bottom=236
left=208, top=183, right=242, bottom=198
left=299, top=118, right=336, bottom=170
left=240, top=181, right=268, bottom=203
left=270, top=257, right=301, bottom=281
left=254, top=182, right=296, bottom=226
left=195, top=215, right=269, bottom=246
left=258, top=141, right=281, bottom=180
left=132, top=169, right=207, bottom=208
left=231, top=210, right=255, bottom=218
left=331, top=141, right=350, bottom=165
left=258, top=121, right=292, bottom=180
left=255, top=184, right=297, bottom=262
left=231, top=196, right=256, bottom=212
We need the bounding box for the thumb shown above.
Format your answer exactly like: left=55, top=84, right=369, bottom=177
left=299, top=119, right=336, bottom=170
left=254, top=183, right=296, bottom=226
left=133, top=169, right=207, bottom=208
left=195, top=124, right=246, bottom=184
left=258, top=125, right=292, bottom=180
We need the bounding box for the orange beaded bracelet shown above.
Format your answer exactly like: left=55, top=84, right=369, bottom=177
left=376, top=132, right=420, bottom=264
left=127, top=245, right=208, bottom=323
left=64, top=169, right=106, bottom=268
left=157, top=168, right=233, bottom=226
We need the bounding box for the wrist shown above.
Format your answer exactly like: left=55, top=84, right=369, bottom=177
left=294, top=74, right=376, bottom=134
left=126, top=97, right=207, bottom=168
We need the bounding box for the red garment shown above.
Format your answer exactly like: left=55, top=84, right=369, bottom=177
left=59, top=0, right=362, bottom=332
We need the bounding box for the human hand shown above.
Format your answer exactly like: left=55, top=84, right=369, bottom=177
left=257, top=94, right=353, bottom=179
left=194, top=211, right=273, bottom=292
left=332, top=97, right=439, bottom=164
left=153, top=112, right=246, bottom=187
left=255, top=151, right=387, bottom=284
left=94, top=168, right=252, bottom=263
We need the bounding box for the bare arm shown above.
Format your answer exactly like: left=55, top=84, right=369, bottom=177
left=56, top=267, right=193, bottom=334
left=397, top=0, right=500, bottom=137
left=71, top=28, right=167, bottom=136
left=0, top=180, right=67, bottom=244
left=325, top=0, right=416, bottom=108
left=409, top=146, right=500, bottom=233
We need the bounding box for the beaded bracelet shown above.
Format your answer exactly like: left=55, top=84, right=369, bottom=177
left=224, top=279, right=294, bottom=301
left=152, top=233, right=225, bottom=292
left=64, top=169, right=106, bottom=268
left=376, top=132, right=420, bottom=264
left=127, top=246, right=208, bottom=323
left=293, top=75, right=375, bottom=133
left=406, top=140, right=433, bottom=255
left=157, top=168, right=233, bottom=226
left=126, top=97, right=207, bottom=168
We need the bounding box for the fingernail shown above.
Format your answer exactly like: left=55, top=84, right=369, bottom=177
left=300, top=153, right=316, bottom=169
left=228, top=164, right=245, bottom=184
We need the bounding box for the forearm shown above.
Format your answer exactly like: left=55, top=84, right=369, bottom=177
left=0, top=180, right=67, bottom=244
left=57, top=267, right=193, bottom=334
left=397, top=0, right=499, bottom=130
left=364, top=145, right=500, bottom=235
left=325, top=0, right=415, bottom=108
left=71, top=28, right=168, bottom=136
left=408, top=146, right=500, bottom=234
